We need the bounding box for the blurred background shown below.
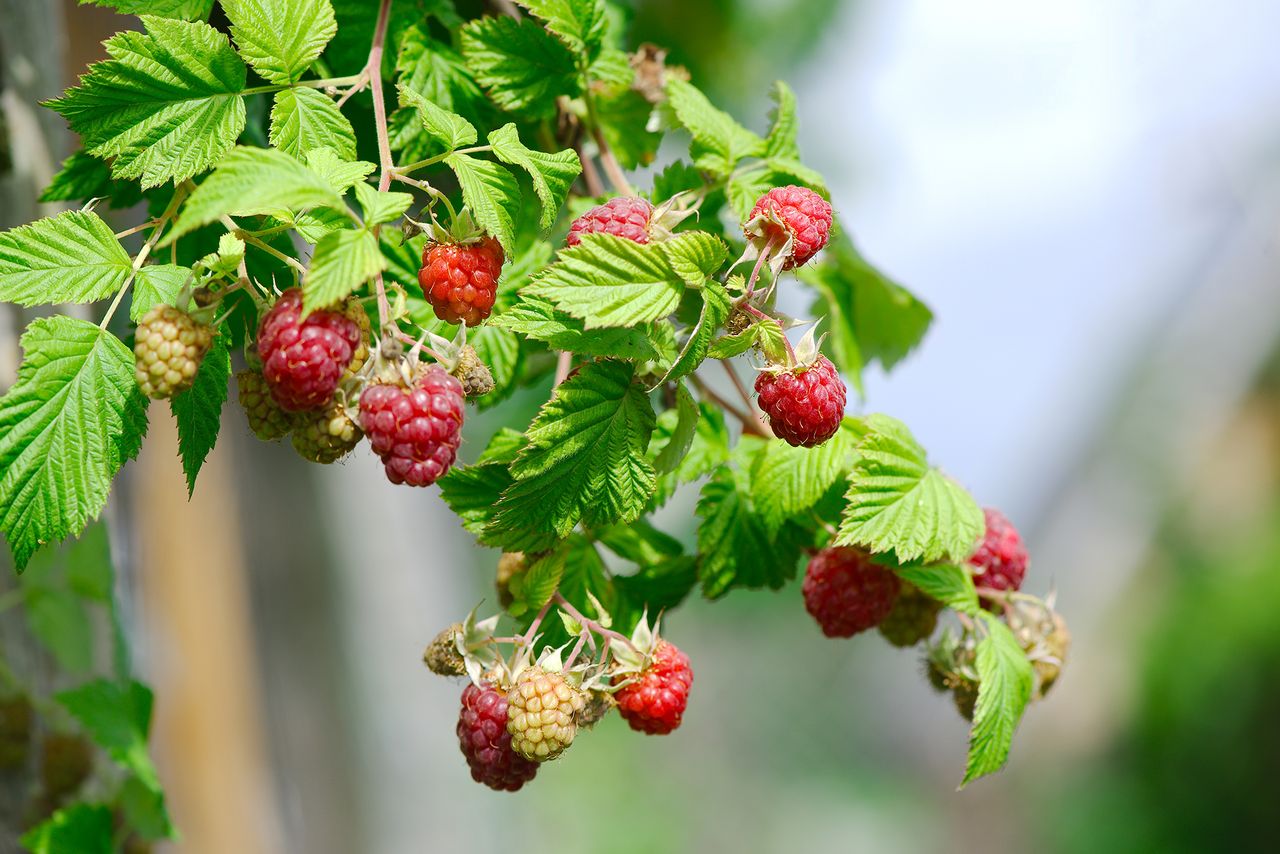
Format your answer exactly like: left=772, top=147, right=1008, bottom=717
left=4, top=0, right=1280, bottom=851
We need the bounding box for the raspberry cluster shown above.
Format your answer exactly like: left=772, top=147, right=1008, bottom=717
left=566, top=197, right=653, bottom=246
left=133, top=304, right=213, bottom=399
left=754, top=356, right=846, bottom=447
left=419, top=237, right=504, bottom=326
left=457, top=683, right=539, bottom=791
left=746, top=185, right=833, bottom=269
left=614, top=640, right=693, bottom=735
left=257, top=288, right=361, bottom=412
left=358, top=366, right=465, bottom=486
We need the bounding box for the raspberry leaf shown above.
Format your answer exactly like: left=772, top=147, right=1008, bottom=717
left=488, top=124, right=582, bottom=229
left=223, top=0, right=338, bottom=85
left=516, top=0, right=609, bottom=61
left=764, top=81, right=800, bottom=160
left=492, top=297, right=662, bottom=361
left=962, top=614, right=1034, bottom=786
left=467, top=325, right=522, bottom=409
left=661, top=280, right=731, bottom=382
left=56, top=678, right=163, bottom=792
left=21, top=804, right=115, bottom=854
left=41, top=151, right=143, bottom=208
left=444, top=153, right=521, bottom=254
left=891, top=562, right=980, bottom=615
left=660, top=232, right=730, bottom=289
left=354, top=183, right=414, bottom=227
left=0, top=212, right=133, bottom=308
left=130, top=265, right=190, bottom=321
left=596, top=87, right=664, bottom=170
left=752, top=419, right=861, bottom=534
left=395, top=25, right=483, bottom=113
left=835, top=414, right=984, bottom=564
left=461, top=16, right=580, bottom=118
left=169, top=333, right=230, bottom=496
left=46, top=17, right=247, bottom=188
left=80, top=0, right=213, bottom=19
left=305, top=147, right=377, bottom=193
left=303, top=228, right=386, bottom=312
left=664, top=78, right=766, bottom=176
left=652, top=383, right=698, bottom=475
left=0, top=319, right=148, bottom=570
left=397, top=85, right=478, bottom=151
left=270, top=87, right=358, bottom=161
left=438, top=462, right=514, bottom=537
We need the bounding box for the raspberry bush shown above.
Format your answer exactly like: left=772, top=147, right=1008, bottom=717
left=0, top=0, right=1069, bottom=834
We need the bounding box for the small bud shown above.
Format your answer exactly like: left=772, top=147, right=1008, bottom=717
left=451, top=345, right=495, bottom=399
left=423, top=624, right=466, bottom=677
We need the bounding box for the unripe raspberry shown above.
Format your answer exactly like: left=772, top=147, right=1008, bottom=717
left=878, top=584, right=942, bottom=648
left=419, top=237, right=504, bottom=326
left=506, top=666, right=585, bottom=761
left=457, top=682, right=539, bottom=791
left=802, top=547, right=900, bottom=637
left=133, top=304, right=213, bottom=398
left=424, top=624, right=466, bottom=677
left=236, top=370, right=294, bottom=441
left=953, top=679, right=979, bottom=722
left=613, top=640, right=693, bottom=735
left=495, top=552, right=526, bottom=608
left=754, top=356, right=846, bottom=447
left=575, top=691, right=615, bottom=730
left=290, top=400, right=362, bottom=463
left=343, top=299, right=372, bottom=378
left=451, top=344, right=495, bottom=398
left=566, top=197, right=654, bottom=247
left=358, top=365, right=465, bottom=487
left=745, top=185, right=832, bottom=269
left=257, top=288, right=361, bottom=411
left=970, top=508, right=1028, bottom=593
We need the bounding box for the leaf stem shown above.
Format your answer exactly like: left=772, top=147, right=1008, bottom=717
left=583, top=91, right=633, bottom=195
left=396, top=146, right=490, bottom=176
left=722, top=360, right=773, bottom=437
left=554, top=351, right=573, bottom=387
left=689, top=374, right=769, bottom=438
left=367, top=0, right=397, bottom=335
left=553, top=593, right=636, bottom=651
left=521, top=597, right=556, bottom=647
left=240, top=74, right=366, bottom=97
left=100, top=184, right=188, bottom=329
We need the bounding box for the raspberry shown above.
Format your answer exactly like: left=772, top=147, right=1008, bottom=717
left=952, top=679, right=979, bottom=722
left=451, top=344, right=495, bottom=398
left=358, top=365, right=465, bottom=487
left=576, top=691, right=615, bottom=730
left=343, top=299, right=372, bottom=378
left=424, top=624, right=466, bottom=677
left=506, top=666, right=585, bottom=761
left=1006, top=598, right=1069, bottom=698
left=802, top=547, right=900, bottom=638
left=754, top=356, right=846, bottom=447
left=419, top=237, right=504, bottom=326
left=878, top=583, right=942, bottom=648
left=745, top=185, right=832, bottom=269
left=290, top=400, right=362, bottom=463
left=495, top=552, right=526, bottom=608
left=133, top=304, right=213, bottom=398
left=613, top=639, right=693, bottom=735
left=566, top=197, right=653, bottom=247
left=257, top=288, right=361, bottom=411
left=236, top=370, right=294, bottom=441
left=970, top=508, right=1028, bottom=593
left=457, top=682, right=539, bottom=791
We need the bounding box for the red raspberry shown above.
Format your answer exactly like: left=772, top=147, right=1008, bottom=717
left=257, top=288, right=361, bottom=411
left=419, top=237, right=504, bottom=326
left=457, top=682, right=539, bottom=792
left=358, top=366, right=465, bottom=487
left=566, top=197, right=653, bottom=247
left=802, top=547, right=901, bottom=638
left=613, top=640, right=693, bottom=735
left=746, top=185, right=832, bottom=269
left=970, top=508, right=1028, bottom=592
left=754, top=356, right=846, bottom=447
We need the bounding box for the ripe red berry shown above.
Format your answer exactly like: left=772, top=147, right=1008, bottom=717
left=566, top=197, right=653, bottom=247
left=746, top=185, right=832, bottom=269
left=257, top=288, right=361, bottom=411
left=613, top=640, right=693, bottom=735
left=970, top=508, right=1028, bottom=592
left=419, top=237, right=504, bottom=326
left=803, top=547, right=901, bottom=638
left=754, top=356, right=846, bottom=447
left=457, top=682, right=538, bottom=792
left=358, top=365, right=465, bottom=487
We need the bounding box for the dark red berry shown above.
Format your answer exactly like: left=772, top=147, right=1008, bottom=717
left=566, top=197, right=653, bottom=247
left=754, top=356, right=846, bottom=447
left=457, top=682, right=538, bottom=792
left=419, top=237, right=504, bottom=326
left=970, top=508, right=1028, bottom=592
left=257, top=288, right=361, bottom=411
left=746, top=185, right=833, bottom=269
left=614, top=640, right=693, bottom=735
left=803, top=547, right=900, bottom=638
left=358, top=365, right=464, bottom=487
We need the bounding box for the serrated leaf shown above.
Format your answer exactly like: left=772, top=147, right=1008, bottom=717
left=397, top=84, right=477, bottom=151
left=765, top=80, right=800, bottom=160
left=597, top=87, right=661, bottom=169
left=835, top=414, right=983, bottom=563
left=515, top=546, right=566, bottom=611
left=892, top=562, right=979, bottom=615
left=21, top=803, right=115, bottom=854
left=486, top=362, right=656, bottom=550
left=661, top=231, right=729, bottom=288
left=354, top=183, right=413, bottom=227
left=40, top=151, right=144, bottom=208
left=170, top=334, right=229, bottom=495
left=395, top=25, right=483, bottom=113
left=754, top=314, right=789, bottom=363
left=445, top=152, right=521, bottom=255
left=753, top=422, right=858, bottom=533
left=695, top=464, right=806, bottom=598
left=438, top=462, right=514, bottom=536
left=766, top=156, right=827, bottom=190
left=223, top=0, right=337, bottom=84
left=663, top=279, right=730, bottom=382
left=468, top=325, right=522, bottom=409
left=0, top=319, right=148, bottom=570
left=597, top=518, right=683, bottom=565
left=131, top=264, right=190, bottom=321
left=56, top=678, right=161, bottom=790
left=23, top=586, right=94, bottom=673
left=653, top=383, right=698, bottom=475
left=615, top=556, right=697, bottom=618
left=488, top=123, right=581, bottom=229
left=47, top=16, right=247, bottom=188
left=963, top=614, right=1034, bottom=785
left=492, top=296, right=660, bottom=360
left=726, top=168, right=778, bottom=221
left=517, top=0, right=608, bottom=59
left=460, top=15, right=580, bottom=118
left=80, top=0, right=213, bottom=18
left=269, top=87, right=357, bottom=160
left=0, top=211, right=132, bottom=307
left=171, top=145, right=347, bottom=240
left=664, top=78, right=765, bottom=176
left=304, top=228, right=385, bottom=312
left=707, top=326, right=758, bottom=359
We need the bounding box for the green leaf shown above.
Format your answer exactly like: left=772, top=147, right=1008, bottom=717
left=23, top=586, right=94, bottom=673
left=40, top=151, right=143, bottom=208
left=56, top=679, right=161, bottom=791
left=130, top=265, right=190, bottom=321
left=596, top=87, right=662, bottom=169
left=892, top=562, right=979, bottom=615
left=753, top=314, right=789, bottom=364
left=0, top=211, right=132, bottom=307
left=438, top=462, right=514, bottom=536
left=517, top=0, right=608, bottom=59
left=615, top=556, right=698, bottom=618
left=306, top=147, right=376, bottom=193
left=46, top=16, right=247, bottom=188
left=597, top=518, right=682, bottom=565
left=21, top=803, right=114, bottom=854
left=662, top=231, right=729, bottom=287
left=269, top=87, right=357, bottom=160
left=726, top=168, right=778, bottom=221
left=835, top=414, right=983, bottom=564
left=491, top=297, right=660, bottom=360
left=223, top=0, right=337, bottom=84
left=467, top=325, right=523, bottom=409
left=664, top=78, right=765, bottom=175
left=397, top=85, right=477, bottom=151
left=0, top=319, right=148, bottom=570
left=169, top=334, right=230, bottom=496
left=663, top=279, right=730, bottom=381
left=460, top=15, right=580, bottom=118
left=486, top=362, right=656, bottom=550
left=488, top=123, right=581, bottom=229
left=653, top=383, right=698, bottom=475
left=963, top=614, right=1034, bottom=785
left=752, top=421, right=858, bottom=533
left=354, top=183, right=413, bottom=227
left=766, top=156, right=827, bottom=190
left=764, top=80, right=800, bottom=160
left=80, top=0, right=213, bottom=19
left=304, top=228, right=385, bottom=312
left=707, top=325, right=758, bottom=359
left=444, top=152, right=521, bottom=255
left=395, top=26, right=483, bottom=113
left=171, top=145, right=347, bottom=240
left=513, top=546, right=567, bottom=611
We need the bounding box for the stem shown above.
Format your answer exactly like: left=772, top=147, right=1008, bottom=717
left=397, top=146, right=489, bottom=176
left=578, top=142, right=605, bottom=197
left=553, top=351, right=573, bottom=387
left=553, top=594, right=636, bottom=651
left=563, top=631, right=589, bottom=670
left=114, top=221, right=157, bottom=240
left=240, top=74, right=366, bottom=97
left=521, top=597, right=556, bottom=647
left=101, top=185, right=188, bottom=328
left=367, top=0, right=396, bottom=334
left=722, top=361, right=773, bottom=438
left=689, top=375, right=769, bottom=438
left=583, top=91, right=632, bottom=195
left=222, top=217, right=307, bottom=276
left=741, top=241, right=775, bottom=300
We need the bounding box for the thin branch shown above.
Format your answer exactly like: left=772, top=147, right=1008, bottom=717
left=578, top=142, right=605, bottom=197
left=553, top=593, right=636, bottom=651
left=367, top=0, right=396, bottom=334
left=690, top=375, right=769, bottom=438
left=100, top=185, right=188, bottom=328
left=554, top=351, right=573, bottom=387
left=722, top=360, right=773, bottom=438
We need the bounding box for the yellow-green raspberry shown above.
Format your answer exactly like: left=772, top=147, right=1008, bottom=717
left=877, top=584, right=942, bottom=648
left=133, top=304, right=213, bottom=398
left=506, top=666, right=585, bottom=761
left=237, top=370, right=294, bottom=441
left=290, top=401, right=362, bottom=463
